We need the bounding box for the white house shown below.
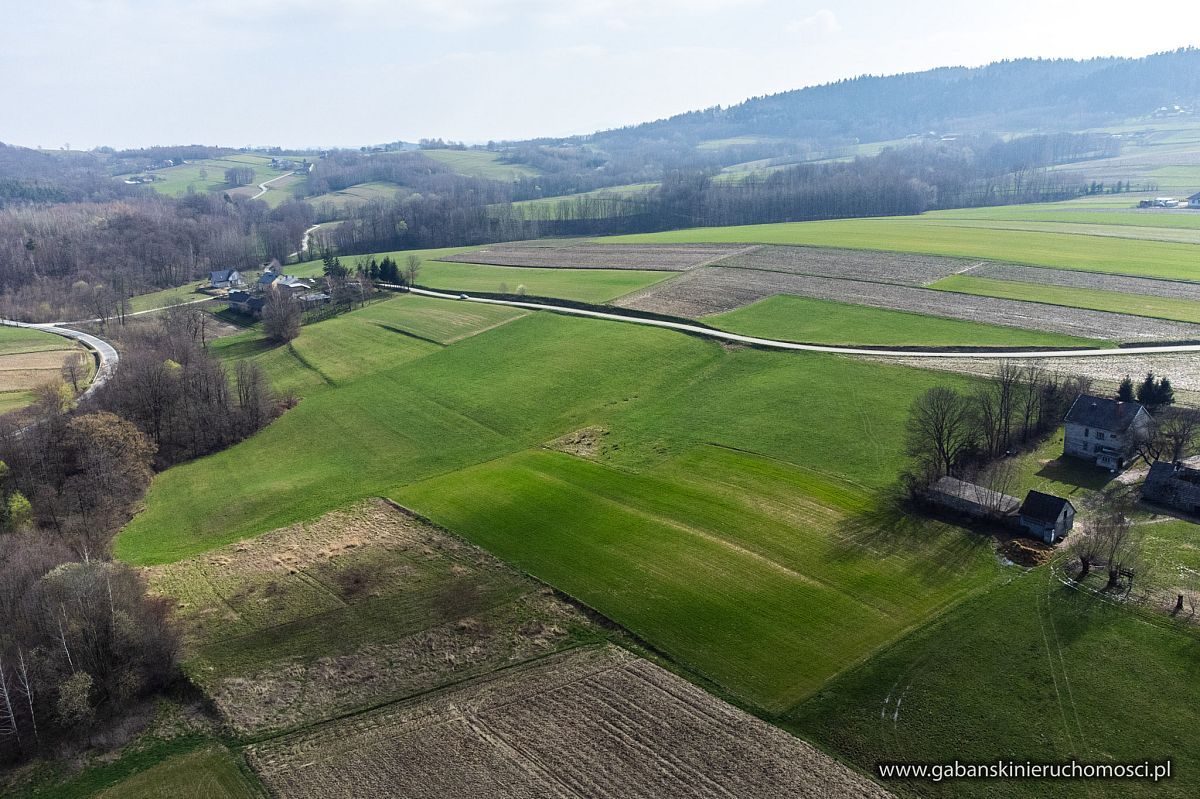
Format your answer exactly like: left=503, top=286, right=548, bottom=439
left=209, top=269, right=244, bottom=289
left=1188, top=191, right=1200, bottom=209
left=1063, top=395, right=1152, bottom=471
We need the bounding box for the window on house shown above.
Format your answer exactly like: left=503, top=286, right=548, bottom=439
left=1084, top=428, right=1090, bottom=437
left=1096, top=432, right=1105, bottom=440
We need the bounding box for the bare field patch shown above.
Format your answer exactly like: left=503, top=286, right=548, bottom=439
left=715, top=244, right=972, bottom=285
left=616, top=266, right=1200, bottom=342
left=545, top=425, right=612, bottom=459
left=148, top=500, right=599, bottom=735
left=440, top=241, right=755, bottom=271
left=248, top=645, right=891, bottom=799
left=0, top=348, right=84, bottom=392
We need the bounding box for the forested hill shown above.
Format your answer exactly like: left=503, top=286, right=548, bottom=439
left=590, top=48, right=1200, bottom=145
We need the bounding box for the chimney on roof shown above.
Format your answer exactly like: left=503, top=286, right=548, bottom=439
left=1090, top=402, right=1098, bottom=409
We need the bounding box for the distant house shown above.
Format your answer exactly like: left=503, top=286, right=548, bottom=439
left=1143, top=458, right=1200, bottom=515
left=924, top=476, right=1020, bottom=521
left=1154, top=197, right=1180, bottom=208
left=1188, top=192, right=1200, bottom=210
left=299, top=291, right=330, bottom=307
left=1063, top=395, right=1153, bottom=471
left=1018, top=491, right=1075, bottom=544
left=209, top=269, right=244, bottom=289
left=274, top=276, right=314, bottom=297
left=227, top=290, right=266, bottom=317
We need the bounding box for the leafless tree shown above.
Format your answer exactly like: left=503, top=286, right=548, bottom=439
left=906, top=387, right=978, bottom=478
left=404, top=254, right=421, bottom=287
left=60, top=353, right=85, bottom=394
left=261, top=294, right=302, bottom=343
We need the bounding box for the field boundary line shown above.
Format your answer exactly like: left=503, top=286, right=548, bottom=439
left=398, top=286, right=1200, bottom=359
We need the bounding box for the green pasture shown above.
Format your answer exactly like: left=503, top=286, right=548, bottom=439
left=421, top=149, right=540, bottom=180
left=933, top=274, right=1200, bottom=325
left=707, top=295, right=1104, bottom=348
left=291, top=245, right=674, bottom=303
left=606, top=218, right=1200, bottom=281
left=792, top=569, right=1200, bottom=798
left=397, top=445, right=1000, bottom=711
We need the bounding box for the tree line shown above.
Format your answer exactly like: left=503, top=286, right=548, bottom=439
left=0, top=310, right=281, bottom=764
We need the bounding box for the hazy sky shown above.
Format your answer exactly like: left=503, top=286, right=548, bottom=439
left=3, top=0, right=1198, bottom=149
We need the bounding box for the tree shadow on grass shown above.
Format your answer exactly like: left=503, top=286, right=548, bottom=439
left=1035, top=457, right=1114, bottom=495
left=829, top=484, right=994, bottom=584
left=215, top=336, right=283, bottom=360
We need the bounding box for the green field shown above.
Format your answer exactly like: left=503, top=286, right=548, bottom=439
left=0, top=324, right=78, bottom=355
left=503, top=183, right=657, bottom=221
left=127, top=153, right=298, bottom=198
left=933, top=274, right=1200, bottom=325
left=792, top=569, right=1200, bottom=798
left=607, top=218, right=1200, bottom=281
left=125, top=282, right=209, bottom=313
left=707, top=295, right=1106, bottom=348
left=421, top=149, right=540, bottom=180
left=0, top=325, right=92, bottom=413
left=301, top=180, right=404, bottom=210
left=397, top=445, right=999, bottom=711
left=93, top=747, right=262, bottom=799
left=291, top=245, right=673, bottom=303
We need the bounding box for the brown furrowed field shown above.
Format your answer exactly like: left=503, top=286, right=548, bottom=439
left=439, top=241, right=754, bottom=271
left=714, top=244, right=971, bottom=285
left=148, top=500, right=601, bottom=735
left=248, top=645, right=892, bottom=799
left=616, top=266, right=1200, bottom=341
left=960, top=262, right=1200, bottom=299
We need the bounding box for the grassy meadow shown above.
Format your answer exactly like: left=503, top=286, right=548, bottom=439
left=933, top=274, right=1200, bottom=325
left=707, top=295, right=1105, bottom=348
left=421, top=149, right=540, bottom=180
left=290, top=245, right=674, bottom=303
left=792, top=569, right=1200, bottom=798
left=129, top=153, right=298, bottom=198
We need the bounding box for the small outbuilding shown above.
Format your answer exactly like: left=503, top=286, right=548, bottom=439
left=1143, top=458, right=1200, bottom=515
left=925, top=476, right=1020, bottom=521
left=1018, top=491, right=1075, bottom=544
left=1188, top=191, right=1200, bottom=210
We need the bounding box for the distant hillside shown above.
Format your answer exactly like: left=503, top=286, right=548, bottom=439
left=589, top=48, right=1200, bottom=146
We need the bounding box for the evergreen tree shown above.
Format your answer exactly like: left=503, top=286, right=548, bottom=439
left=1136, top=372, right=1158, bottom=405
left=1117, top=375, right=1135, bottom=402
left=1157, top=377, right=1175, bottom=408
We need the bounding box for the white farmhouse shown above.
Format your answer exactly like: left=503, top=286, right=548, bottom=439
left=1063, top=395, right=1152, bottom=471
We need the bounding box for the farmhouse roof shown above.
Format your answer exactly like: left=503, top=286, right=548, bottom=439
left=228, top=290, right=251, bottom=303
left=1019, top=491, right=1074, bottom=524
left=257, top=272, right=279, bottom=286
left=1188, top=191, right=1200, bottom=201
left=1065, top=395, right=1148, bottom=433
left=210, top=269, right=236, bottom=283
left=277, top=276, right=312, bottom=288
left=929, top=476, right=1020, bottom=513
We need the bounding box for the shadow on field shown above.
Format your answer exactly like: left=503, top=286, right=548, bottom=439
left=1035, top=457, right=1114, bottom=494
left=216, top=335, right=284, bottom=360
left=830, top=485, right=992, bottom=581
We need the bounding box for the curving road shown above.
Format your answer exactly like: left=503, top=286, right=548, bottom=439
left=400, top=286, right=1200, bottom=360
left=251, top=172, right=294, bottom=201
left=2, top=320, right=118, bottom=398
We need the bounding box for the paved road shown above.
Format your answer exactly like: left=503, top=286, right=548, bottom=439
left=401, top=286, right=1200, bottom=360
left=2, top=320, right=118, bottom=398
left=251, top=172, right=294, bottom=201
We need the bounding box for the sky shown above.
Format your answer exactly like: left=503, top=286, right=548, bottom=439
left=3, top=0, right=1199, bottom=150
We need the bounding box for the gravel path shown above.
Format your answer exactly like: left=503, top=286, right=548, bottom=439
left=615, top=267, right=1200, bottom=342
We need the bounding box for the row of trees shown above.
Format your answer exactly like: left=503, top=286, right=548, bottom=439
left=905, top=362, right=1093, bottom=485
left=1117, top=372, right=1175, bottom=409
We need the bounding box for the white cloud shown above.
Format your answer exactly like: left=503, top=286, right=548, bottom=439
left=786, top=8, right=841, bottom=35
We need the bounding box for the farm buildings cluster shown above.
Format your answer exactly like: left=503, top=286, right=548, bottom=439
left=209, top=262, right=329, bottom=317
left=926, top=390, right=1198, bottom=546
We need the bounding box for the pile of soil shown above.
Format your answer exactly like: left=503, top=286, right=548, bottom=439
left=998, top=537, right=1055, bottom=567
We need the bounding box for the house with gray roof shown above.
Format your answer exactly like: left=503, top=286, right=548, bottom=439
left=1018, top=491, right=1075, bottom=543
left=209, top=269, right=244, bottom=289
left=1064, top=395, right=1152, bottom=471
left=1188, top=191, right=1200, bottom=209
left=924, top=476, right=1020, bottom=521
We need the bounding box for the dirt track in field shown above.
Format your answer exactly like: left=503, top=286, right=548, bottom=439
left=440, top=242, right=755, bottom=271
left=249, top=646, right=892, bottom=799
left=615, top=267, right=1200, bottom=342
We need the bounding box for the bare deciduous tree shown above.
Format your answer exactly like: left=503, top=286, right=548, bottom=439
left=261, top=294, right=302, bottom=343
left=906, top=387, right=977, bottom=479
